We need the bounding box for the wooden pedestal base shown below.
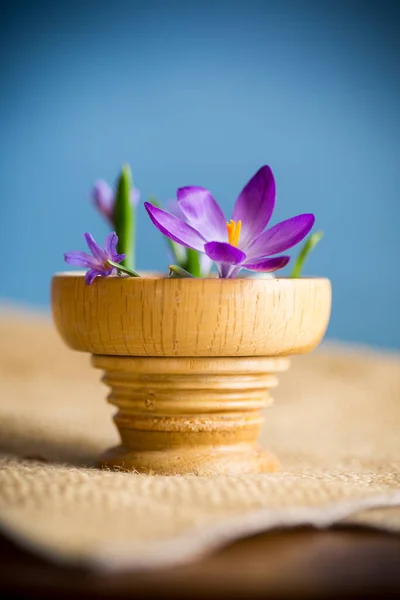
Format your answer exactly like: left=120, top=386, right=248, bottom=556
left=92, top=356, right=290, bottom=476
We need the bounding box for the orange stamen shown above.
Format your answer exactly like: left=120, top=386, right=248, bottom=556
left=226, top=219, right=242, bottom=247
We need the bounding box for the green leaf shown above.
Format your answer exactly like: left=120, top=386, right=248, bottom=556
left=183, top=248, right=202, bottom=277
left=168, top=265, right=195, bottom=278
left=114, top=165, right=135, bottom=271
left=290, top=231, right=324, bottom=278
left=108, top=260, right=140, bottom=277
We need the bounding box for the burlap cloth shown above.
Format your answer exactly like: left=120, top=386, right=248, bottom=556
left=0, top=308, right=399, bottom=571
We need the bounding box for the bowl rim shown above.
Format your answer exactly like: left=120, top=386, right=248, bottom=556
left=52, top=271, right=330, bottom=283
left=51, top=272, right=331, bottom=357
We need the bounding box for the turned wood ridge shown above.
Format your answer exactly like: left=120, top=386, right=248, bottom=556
left=52, top=275, right=331, bottom=475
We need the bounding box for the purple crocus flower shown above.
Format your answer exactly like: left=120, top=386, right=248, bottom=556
left=144, top=166, right=315, bottom=278
left=64, top=232, right=126, bottom=285
left=92, top=180, right=140, bottom=225
left=166, top=199, right=213, bottom=276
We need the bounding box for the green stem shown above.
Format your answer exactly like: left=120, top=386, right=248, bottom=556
left=114, top=165, right=135, bottom=270
left=290, top=231, right=324, bottom=278
left=108, top=260, right=140, bottom=277
left=184, top=248, right=202, bottom=277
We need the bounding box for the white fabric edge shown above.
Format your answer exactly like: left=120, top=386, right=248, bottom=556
left=93, top=491, right=400, bottom=572
left=0, top=491, right=399, bottom=573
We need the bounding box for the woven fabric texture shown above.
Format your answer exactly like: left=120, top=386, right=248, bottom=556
left=0, top=309, right=399, bottom=571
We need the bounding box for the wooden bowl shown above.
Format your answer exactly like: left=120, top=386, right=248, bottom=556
left=52, top=274, right=331, bottom=475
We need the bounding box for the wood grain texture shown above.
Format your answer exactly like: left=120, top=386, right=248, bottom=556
left=51, top=274, right=331, bottom=357
left=51, top=273, right=331, bottom=474
left=93, top=355, right=289, bottom=475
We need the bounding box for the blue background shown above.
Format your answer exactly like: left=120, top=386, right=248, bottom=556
left=0, top=0, right=399, bottom=348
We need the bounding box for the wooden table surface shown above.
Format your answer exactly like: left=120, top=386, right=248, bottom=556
left=1, top=527, right=399, bottom=599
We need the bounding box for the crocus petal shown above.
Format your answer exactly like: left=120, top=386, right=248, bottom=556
left=218, top=263, right=237, bottom=279
left=246, top=214, right=315, bottom=259
left=166, top=199, right=184, bottom=218
left=84, top=232, right=108, bottom=262
left=177, top=187, right=227, bottom=241
left=84, top=269, right=103, bottom=285
left=92, top=180, right=114, bottom=220
left=227, top=266, right=241, bottom=279
left=112, top=253, right=126, bottom=264
left=104, top=232, right=118, bottom=257
left=144, top=202, right=206, bottom=252
left=232, top=166, right=276, bottom=248
left=131, top=188, right=140, bottom=209
left=204, top=242, right=246, bottom=265
left=243, top=255, right=290, bottom=272
left=64, top=251, right=98, bottom=269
